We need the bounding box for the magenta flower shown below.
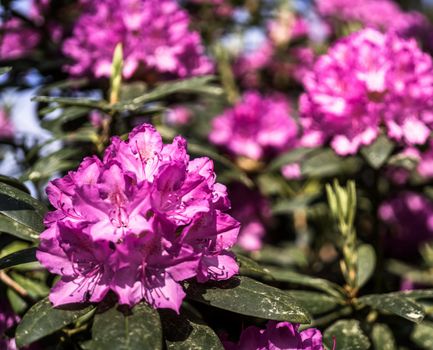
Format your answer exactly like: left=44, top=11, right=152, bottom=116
left=37, top=124, right=240, bottom=312
left=209, top=92, right=298, bottom=161
left=0, top=298, right=20, bottom=349
left=0, top=108, right=14, bottom=139
left=300, top=28, right=433, bottom=155
left=379, top=192, right=433, bottom=259
left=223, top=321, right=328, bottom=350
left=0, top=19, right=40, bottom=60
left=63, top=0, right=213, bottom=79
left=228, top=184, right=271, bottom=252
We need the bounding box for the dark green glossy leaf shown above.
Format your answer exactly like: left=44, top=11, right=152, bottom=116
left=358, top=293, right=425, bottom=323
left=16, top=298, right=94, bottom=347
left=83, top=303, right=162, bottom=350
left=161, top=309, right=223, bottom=350
left=237, top=255, right=272, bottom=278
left=390, top=289, right=433, bottom=300
left=0, top=182, right=46, bottom=238
left=286, top=291, right=340, bottom=315
left=0, top=248, right=37, bottom=269
left=411, top=321, right=433, bottom=349
left=0, top=214, right=40, bottom=241
left=371, top=323, right=396, bottom=350
left=356, top=244, right=376, bottom=289
left=323, top=319, right=370, bottom=350
left=0, top=175, right=29, bottom=193
left=266, top=267, right=345, bottom=299
left=186, top=276, right=310, bottom=323
left=361, top=135, right=394, bottom=169
left=251, top=245, right=308, bottom=268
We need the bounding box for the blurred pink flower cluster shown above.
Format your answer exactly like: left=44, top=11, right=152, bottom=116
left=0, top=108, right=14, bottom=139
left=223, top=321, right=328, bottom=350
left=300, top=28, right=433, bottom=155
left=209, top=92, right=298, bottom=161
left=0, top=298, right=20, bottom=349
left=379, top=192, right=433, bottom=258
left=63, top=0, right=213, bottom=79
left=0, top=18, right=40, bottom=60
left=37, top=124, right=240, bottom=312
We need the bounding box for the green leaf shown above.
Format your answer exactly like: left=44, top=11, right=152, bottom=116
left=0, top=66, right=12, bottom=75
left=411, top=321, right=433, bottom=349
left=371, top=323, right=396, bottom=350
left=41, top=106, right=90, bottom=132
left=15, top=298, right=94, bottom=347
left=266, top=267, right=345, bottom=299
left=0, top=175, right=30, bottom=193
left=361, top=135, right=394, bottom=169
left=301, top=149, right=361, bottom=178
left=286, top=291, right=340, bottom=315
left=358, top=293, right=425, bottom=323
left=0, top=182, right=46, bottom=238
left=32, top=96, right=109, bottom=111
left=392, top=289, right=433, bottom=300
left=186, top=276, right=311, bottom=323
left=23, top=148, right=80, bottom=182
left=83, top=303, right=162, bottom=350
left=0, top=248, right=37, bottom=269
left=267, top=148, right=316, bottom=171
left=188, top=143, right=253, bottom=188
left=116, top=75, right=221, bottom=110
left=236, top=255, right=272, bottom=278
left=271, top=194, right=320, bottom=215
left=251, top=244, right=308, bottom=268
left=323, top=319, right=370, bottom=350
left=356, top=244, right=376, bottom=289
left=161, top=309, right=224, bottom=350
left=0, top=214, right=40, bottom=241
left=10, top=272, right=49, bottom=299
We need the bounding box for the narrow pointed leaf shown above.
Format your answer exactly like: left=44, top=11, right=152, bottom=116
left=0, top=248, right=37, bottom=269
left=356, top=244, right=376, bottom=289
left=186, top=276, right=310, bottom=323
left=237, top=255, right=272, bottom=278
left=287, top=291, right=340, bottom=315
left=0, top=182, right=47, bottom=237
left=16, top=298, right=94, bottom=347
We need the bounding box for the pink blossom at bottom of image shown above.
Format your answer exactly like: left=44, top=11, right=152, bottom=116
left=222, top=321, right=329, bottom=350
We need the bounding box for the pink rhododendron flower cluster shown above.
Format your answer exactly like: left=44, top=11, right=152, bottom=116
left=223, top=321, right=328, bottom=350
left=63, top=0, right=213, bottom=79
left=0, top=108, right=14, bottom=139
left=379, top=192, right=433, bottom=258
left=209, top=92, right=298, bottom=161
left=0, top=18, right=40, bottom=60
left=37, top=123, right=240, bottom=312
left=300, top=28, right=433, bottom=155
left=316, top=0, right=429, bottom=34
left=229, top=184, right=271, bottom=252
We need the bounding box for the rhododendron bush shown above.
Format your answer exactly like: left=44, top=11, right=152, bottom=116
left=4, top=1, right=433, bottom=349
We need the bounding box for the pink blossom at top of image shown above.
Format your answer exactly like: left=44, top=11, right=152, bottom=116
left=0, top=18, right=40, bottom=60
left=209, top=91, right=298, bottom=161
left=62, top=0, right=213, bottom=79
left=300, top=28, right=433, bottom=156
left=36, top=123, right=240, bottom=312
